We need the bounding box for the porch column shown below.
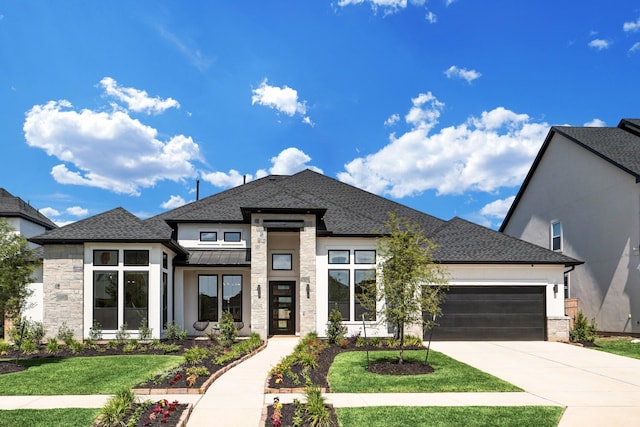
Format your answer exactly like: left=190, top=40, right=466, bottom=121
left=250, top=216, right=268, bottom=339
left=299, top=215, right=317, bottom=335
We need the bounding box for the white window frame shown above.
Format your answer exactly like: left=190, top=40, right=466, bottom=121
left=551, top=221, right=562, bottom=252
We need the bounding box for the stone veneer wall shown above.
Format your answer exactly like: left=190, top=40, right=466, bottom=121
left=547, top=316, right=570, bottom=341
left=298, top=215, right=316, bottom=336
left=42, top=245, right=84, bottom=340
left=250, top=219, right=268, bottom=339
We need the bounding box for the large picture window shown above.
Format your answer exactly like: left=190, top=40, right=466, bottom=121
left=355, top=269, right=376, bottom=321
left=124, top=272, right=148, bottom=329
left=328, top=270, right=350, bottom=320
left=198, top=275, right=218, bottom=322
left=222, top=275, right=243, bottom=321
left=94, top=271, right=118, bottom=330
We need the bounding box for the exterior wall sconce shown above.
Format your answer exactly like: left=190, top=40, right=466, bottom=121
left=553, top=283, right=558, bottom=295
left=306, top=283, right=310, bottom=299
left=257, top=284, right=262, bottom=299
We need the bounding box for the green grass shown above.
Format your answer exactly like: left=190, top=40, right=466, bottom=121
left=593, top=337, right=640, bottom=360
left=328, top=350, right=521, bottom=393
left=0, top=408, right=100, bottom=427
left=336, top=406, right=563, bottom=427
left=0, top=355, right=183, bottom=395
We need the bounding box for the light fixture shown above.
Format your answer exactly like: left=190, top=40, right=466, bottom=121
left=257, top=284, right=262, bottom=299
left=306, top=283, right=310, bottom=299
left=553, top=284, right=558, bottom=295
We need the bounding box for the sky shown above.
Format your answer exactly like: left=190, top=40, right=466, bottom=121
left=1, top=1, right=639, bottom=229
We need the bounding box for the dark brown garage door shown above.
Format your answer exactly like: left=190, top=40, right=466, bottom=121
left=427, top=286, right=546, bottom=341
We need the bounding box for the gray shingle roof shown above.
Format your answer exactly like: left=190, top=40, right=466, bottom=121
left=0, top=188, right=57, bottom=230
left=433, top=217, right=581, bottom=265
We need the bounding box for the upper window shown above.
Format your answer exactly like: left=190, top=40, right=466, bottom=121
left=328, top=250, right=350, bottom=264
left=200, top=231, right=217, bottom=242
left=124, top=250, right=149, bottom=266
left=94, top=250, right=118, bottom=266
left=354, top=250, right=376, bottom=264
left=162, top=252, right=168, bottom=269
left=224, top=232, right=241, bottom=242
left=551, top=221, right=562, bottom=252
left=272, top=254, right=293, bottom=270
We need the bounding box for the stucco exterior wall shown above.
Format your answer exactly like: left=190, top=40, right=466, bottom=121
left=503, top=133, right=640, bottom=333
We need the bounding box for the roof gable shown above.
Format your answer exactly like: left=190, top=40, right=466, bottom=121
left=0, top=188, right=57, bottom=230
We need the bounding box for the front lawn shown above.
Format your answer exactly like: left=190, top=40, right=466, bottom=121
left=336, top=406, right=564, bottom=427
left=328, top=350, right=521, bottom=393
left=0, top=355, right=183, bottom=395
left=593, top=337, right=640, bottom=360
left=0, top=408, right=101, bottom=427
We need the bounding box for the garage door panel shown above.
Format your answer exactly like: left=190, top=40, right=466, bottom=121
left=427, top=286, right=546, bottom=341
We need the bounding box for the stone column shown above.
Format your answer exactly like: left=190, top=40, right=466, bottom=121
left=298, top=215, right=316, bottom=336
left=250, top=216, right=268, bottom=339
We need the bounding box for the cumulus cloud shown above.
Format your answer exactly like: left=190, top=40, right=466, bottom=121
left=338, top=92, right=549, bottom=198
left=384, top=113, right=400, bottom=127
left=100, top=77, right=180, bottom=114
left=444, top=66, right=481, bottom=84
left=584, top=118, right=606, bottom=127
left=24, top=82, right=201, bottom=196
left=40, top=207, right=60, bottom=218
left=337, top=0, right=427, bottom=15
left=161, top=195, right=188, bottom=209
left=480, top=196, right=515, bottom=219
left=201, top=147, right=323, bottom=189
left=66, top=206, right=89, bottom=217
left=623, top=17, right=640, bottom=32
left=588, top=39, right=610, bottom=50
left=425, top=11, right=437, bottom=23
left=251, top=79, right=313, bottom=126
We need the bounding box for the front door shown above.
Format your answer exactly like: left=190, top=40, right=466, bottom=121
left=269, top=281, right=296, bottom=335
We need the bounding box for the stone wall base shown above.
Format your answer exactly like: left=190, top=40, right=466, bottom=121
left=547, top=316, right=570, bottom=341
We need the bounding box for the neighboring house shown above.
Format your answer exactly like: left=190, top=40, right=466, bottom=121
left=30, top=170, right=579, bottom=342
left=0, top=188, right=57, bottom=337
left=501, top=118, right=640, bottom=334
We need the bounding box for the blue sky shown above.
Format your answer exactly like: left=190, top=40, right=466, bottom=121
left=2, top=1, right=639, bottom=229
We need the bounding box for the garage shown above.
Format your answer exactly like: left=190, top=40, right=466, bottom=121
left=427, top=286, right=546, bottom=341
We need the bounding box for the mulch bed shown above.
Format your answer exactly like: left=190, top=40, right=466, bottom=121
left=266, top=402, right=339, bottom=427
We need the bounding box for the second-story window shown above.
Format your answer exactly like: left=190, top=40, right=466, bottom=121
left=551, top=221, right=562, bottom=251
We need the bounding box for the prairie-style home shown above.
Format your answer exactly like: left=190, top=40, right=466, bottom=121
left=29, top=170, right=579, bottom=341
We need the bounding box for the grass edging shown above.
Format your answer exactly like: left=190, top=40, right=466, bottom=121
left=133, top=340, right=268, bottom=395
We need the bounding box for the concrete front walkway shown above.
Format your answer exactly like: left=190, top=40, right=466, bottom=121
left=430, top=341, right=640, bottom=427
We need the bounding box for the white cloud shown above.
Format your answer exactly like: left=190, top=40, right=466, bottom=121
left=425, top=11, right=437, bottom=23
left=338, top=93, right=549, bottom=198
left=584, top=118, right=606, bottom=127
left=66, top=206, right=89, bottom=217
left=623, top=17, right=640, bottom=32
left=444, top=65, right=481, bottom=83
left=588, top=39, right=610, bottom=50
left=629, top=42, right=640, bottom=55
left=384, top=113, right=400, bottom=127
left=480, top=196, right=515, bottom=219
left=24, top=95, right=201, bottom=196
left=201, top=147, right=322, bottom=189
left=100, top=77, right=180, bottom=115
left=251, top=79, right=313, bottom=126
left=40, top=207, right=60, bottom=218
left=156, top=24, right=212, bottom=71
left=161, top=195, right=188, bottom=209
left=337, top=0, right=427, bottom=15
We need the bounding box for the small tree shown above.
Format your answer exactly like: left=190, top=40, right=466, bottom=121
left=359, top=213, right=448, bottom=364
left=0, top=219, right=39, bottom=328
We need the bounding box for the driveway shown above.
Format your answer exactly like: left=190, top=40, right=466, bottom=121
left=430, top=341, right=640, bottom=427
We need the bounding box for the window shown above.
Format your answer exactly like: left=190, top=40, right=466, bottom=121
left=272, top=254, right=292, bottom=270
left=328, top=270, right=350, bottom=320
left=94, top=271, right=118, bottom=330
left=224, top=231, right=241, bottom=242
left=162, top=252, right=168, bottom=269
left=94, top=250, right=118, bottom=266
left=222, top=275, right=242, bottom=321
left=355, top=250, right=376, bottom=264
left=124, top=250, right=149, bottom=266
left=198, top=275, right=218, bottom=321
left=551, top=221, right=562, bottom=251
left=200, top=231, right=217, bottom=242
left=162, top=272, right=168, bottom=328
left=328, top=250, right=350, bottom=264
left=355, top=270, right=376, bottom=321
left=124, top=272, right=148, bottom=329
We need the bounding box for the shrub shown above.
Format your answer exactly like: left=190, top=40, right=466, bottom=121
left=138, top=318, right=152, bottom=340
left=186, top=366, right=210, bottom=377
left=165, top=321, right=187, bottom=341
left=89, top=321, right=103, bottom=341
left=68, top=339, right=85, bottom=353
left=0, top=339, right=10, bottom=355
left=219, top=310, right=237, bottom=345
left=115, top=323, right=130, bottom=344
left=45, top=337, right=59, bottom=354
left=57, top=322, right=75, bottom=346
left=570, top=310, right=597, bottom=343
left=20, top=339, right=38, bottom=354
left=326, top=308, right=346, bottom=345
left=99, top=388, right=135, bottom=427
left=304, top=384, right=331, bottom=427
left=10, top=318, right=45, bottom=345
left=184, top=346, right=209, bottom=365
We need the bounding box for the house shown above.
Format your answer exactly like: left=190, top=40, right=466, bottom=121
left=501, top=118, right=640, bottom=334
left=30, top=170, right=579, bottom=341
left=0, top=188, right=57, bottom=337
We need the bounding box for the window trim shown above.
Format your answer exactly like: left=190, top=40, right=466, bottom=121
left=551, top=221, right=562, bottom=252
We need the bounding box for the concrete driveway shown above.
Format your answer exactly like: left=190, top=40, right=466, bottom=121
left=430, top=341, right=640, bottom=427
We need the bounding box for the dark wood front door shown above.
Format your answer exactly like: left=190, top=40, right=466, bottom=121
left=269, top=281, right=296, bottom=335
